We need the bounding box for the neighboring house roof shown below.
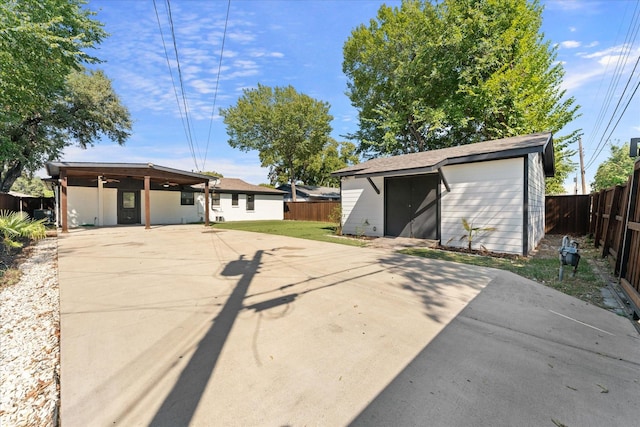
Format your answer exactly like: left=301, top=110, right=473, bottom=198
left=332, top=132, right=554, bottom=178
left=194, top=178, right=284, bottom=195
left=46, top=161, right=212, bottom=185
left=276, top=184, right=340, bottom=200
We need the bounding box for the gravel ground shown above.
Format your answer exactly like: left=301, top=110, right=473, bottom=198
left=0, top=238, right=59, bottom=427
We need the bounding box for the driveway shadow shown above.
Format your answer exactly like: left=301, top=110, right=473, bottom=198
left=149, top=251, right=263, bottom=427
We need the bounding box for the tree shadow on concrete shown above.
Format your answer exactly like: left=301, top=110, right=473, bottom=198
left=149, top=251, right=262, bottom=427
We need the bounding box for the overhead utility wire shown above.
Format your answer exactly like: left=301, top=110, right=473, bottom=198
left=582, top=0, right=634, bottom=155
left=165, top=0, right=201, bottom=171
left=584, top=1, right=640, bottom=169
left=203, top=0, right=232, bottom=171
left=153, top=0, right=197, bottom=169
left=586, top=52, right=640, bottom=169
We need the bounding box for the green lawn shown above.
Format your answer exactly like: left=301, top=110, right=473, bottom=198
left=398, top=247, right=605, bottom=307
left=212, top=220, right=366, bottom=247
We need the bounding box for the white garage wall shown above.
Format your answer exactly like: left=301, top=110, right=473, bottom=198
left=441, top=158, right=524, bottom=255
left=528, top=153, right=546, bottom=254
left=341, top=175, right=384, bottom=237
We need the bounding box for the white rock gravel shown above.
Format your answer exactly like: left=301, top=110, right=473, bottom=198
left=1, top=238, right=59, bottom=427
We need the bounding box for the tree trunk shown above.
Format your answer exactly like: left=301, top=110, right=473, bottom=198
left=291, top=180, right=297, bottom=202
left=0, top=161, right=24, bottom=193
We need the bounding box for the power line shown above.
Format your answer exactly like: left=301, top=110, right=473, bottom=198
left=584, top=0, right=640, bottom=169
left=153, top=0, right=197, bottom=170
left=203, top=0, right=232, bottom=171
left=165, top=0, right=201, bottom=171
left=585, top=52, right=640, bottom=169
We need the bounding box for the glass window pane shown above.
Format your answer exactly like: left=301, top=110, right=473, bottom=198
left=123, top=192, right=135, bottom=209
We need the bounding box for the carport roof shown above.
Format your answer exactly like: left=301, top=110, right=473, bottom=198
left=332, top=132, right=554, bottom=178
left=46, top=162, right=213, bottom=185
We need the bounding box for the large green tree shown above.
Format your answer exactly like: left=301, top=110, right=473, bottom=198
left=220, top=84, right=333, bottom=201
left=295, top=139, right=359, bottom=187
left=0, top=0, right=131, bottom=192
left=592, top=142, right=636, bottom=192
left=343, top=0, right=579, bottom=193
left=10, top=174, right=53, bottom=197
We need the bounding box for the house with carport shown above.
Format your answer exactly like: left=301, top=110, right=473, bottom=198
left=46, top=162, right=284, bottom=231
left=331, top=132, right=555, bottom=256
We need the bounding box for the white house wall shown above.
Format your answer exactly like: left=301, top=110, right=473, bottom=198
left=67, top=186, right=99, bottom=227
left=204, top=193, right=283, bottom=222
left=64, top=187, right=283, bottom=227
left=528, top=153, right=546, bottom=253
left=341, top=175, right=384, bottom=237
left=440, top=158, right=524, bottom=255
left=141, top=191, right=203, bottom=224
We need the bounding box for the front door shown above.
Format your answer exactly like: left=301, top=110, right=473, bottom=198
left=385, top=174, right=439, bottom=239
left=117, top=189, right=141, bottom=224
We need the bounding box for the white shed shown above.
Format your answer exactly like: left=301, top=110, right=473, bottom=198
left=331, top=132, right=555, bottom=256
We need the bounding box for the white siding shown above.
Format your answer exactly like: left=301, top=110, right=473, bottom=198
left=528, top=152, right=546, bottom=254
left=204, top=193, right=283, bottom=222
left=441, top=158, right=524, bottom=255
left=341, top=175, right=384, bottom=237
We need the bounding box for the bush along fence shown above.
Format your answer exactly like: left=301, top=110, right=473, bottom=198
left=590, top=159, right=640, bottom=318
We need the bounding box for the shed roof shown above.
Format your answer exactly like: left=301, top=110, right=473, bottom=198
left=46, top=162, right=213, bottom=185
left=332, top=132, right=554, bottom=178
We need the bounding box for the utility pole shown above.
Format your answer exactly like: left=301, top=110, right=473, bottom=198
left=578, top=137, right=587, bottom=194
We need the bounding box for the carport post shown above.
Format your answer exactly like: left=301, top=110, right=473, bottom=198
left=60, top=170, right=68, bottom=233
left=204, top=181, right=210, bottom=226
left=144, top=176, right=151, bottom=229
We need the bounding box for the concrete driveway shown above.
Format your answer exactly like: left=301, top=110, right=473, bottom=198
left=57, top=225, right=640, bottom=426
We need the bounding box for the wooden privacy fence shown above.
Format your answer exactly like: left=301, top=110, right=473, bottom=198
left=590, top=159, right=640, bottom=316
left=545, top=195, right=590, bottom=235
left=284, top=201, right=339, bottom=222
left=0, top=193, right=19, bottom=211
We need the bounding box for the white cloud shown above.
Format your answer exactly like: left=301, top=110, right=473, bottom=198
left=569, top=26, right=577, bottom=32
left=585, top=41, right=599, bottom=48
left=560, top=40, right=581, bottom=49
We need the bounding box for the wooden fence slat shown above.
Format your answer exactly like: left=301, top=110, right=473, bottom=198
left=544, top=195, right=590, bottom=235
left=283, top=201, right=339, bottom=222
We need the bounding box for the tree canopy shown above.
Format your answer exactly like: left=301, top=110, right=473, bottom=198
left=220, top=84, right=333, bottom=200
left=0, top=0, right=131, bottom=192
left=592, top=142, right=636, bottom=192
left=294, top=139, right=359, bottom=187
left=10, top=174, right=53, bottom=198
left=343, top=0, right=580, bottom=193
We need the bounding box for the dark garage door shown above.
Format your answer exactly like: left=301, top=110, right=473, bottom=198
left=385, top=174, right=439, bottom=239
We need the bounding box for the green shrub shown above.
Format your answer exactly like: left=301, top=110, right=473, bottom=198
left=0, top=210, right=47, bottom=253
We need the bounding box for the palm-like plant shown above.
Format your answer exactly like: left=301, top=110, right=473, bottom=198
left=0, top=210, right=47, bottom=253
left=460, top=218, right=497, bottom=251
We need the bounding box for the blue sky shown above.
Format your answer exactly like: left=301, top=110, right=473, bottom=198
left=61, top=0, right=640, bottom=192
